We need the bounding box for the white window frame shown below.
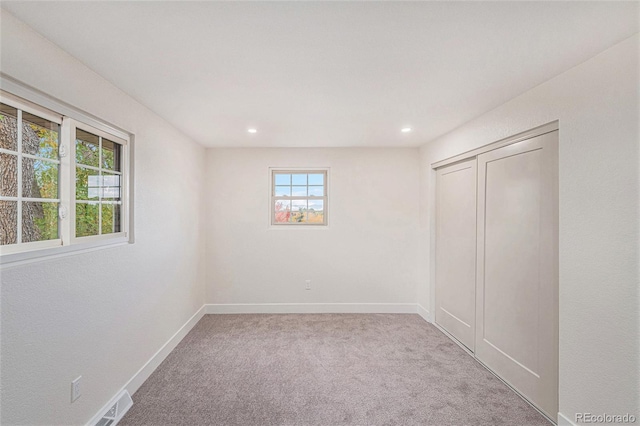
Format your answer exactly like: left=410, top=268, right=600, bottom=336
left=69, top=119, right=129, bottom=245
left=270, top=168, right=329, bottom=227
left=0, top=87, right=132, bottom=265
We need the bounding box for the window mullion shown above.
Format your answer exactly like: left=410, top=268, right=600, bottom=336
left=98, top=136, right=102, bottom=235
left=59, top=118, right=72, bottom=246
left=16, top=109, right=22, bottom=244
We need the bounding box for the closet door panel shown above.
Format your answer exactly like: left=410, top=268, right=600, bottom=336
left=435, top=158, right=477, bottom=351
left=475, top=131, right=558, bottom=421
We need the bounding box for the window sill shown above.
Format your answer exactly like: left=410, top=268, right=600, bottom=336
left=0, top=236, right=130, bottom=268
left=268, top=224, right=330, bottom=230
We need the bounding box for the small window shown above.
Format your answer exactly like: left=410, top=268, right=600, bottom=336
left=72, top=122, right=126, bottom=241
left=271, top=170, right=327, bottom=225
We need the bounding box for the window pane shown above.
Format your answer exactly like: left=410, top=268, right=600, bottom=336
left=76, top=203, right=99, bottom=237
left=306, top=210, right=324, bottom=224
left=274, top=200, right=291, bottom=223
left=275, top=186, right=291, bottom=196
left=76, top=129, right=100, bottom=167
left=0, top=153, right=18, bottom=197
left=102, top=138, right=121, bottom=171
left=291, top=200, right=307, bottom=223
left=308, top=199, right=324, bottom=224
left=308, top=173, right=324, bottom=185
left=291, top=211, right=305, bottom=223
left=292, top=174, right=306, bottom=185
left=76, top=166, right=100, bottom=200
left=309, top=200, right=324, bottom=211
left=0, top=104, right=18, bottom=151
left=292, top=200, right=307, bottom=212
left=22, top=112, right=59, bottom=160
left=308, top=186, right=323, bottom=196
left=101, top=172, right=121, bottom=200
left=22, top=158, right=58, bottom=199
left=274, top=174, right=290, bottom=185
left=101, top=203, right=121, bottom=234
left=22, top=201, right=58, bottom=242
left=0, top=200, right=17, bottom=245
left=292, top=186, right=307, bottom=196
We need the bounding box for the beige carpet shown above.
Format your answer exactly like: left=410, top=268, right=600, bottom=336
left=120, top=314, right=550, bottom=426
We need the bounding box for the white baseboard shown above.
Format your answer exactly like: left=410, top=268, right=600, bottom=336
left=416, top=304, right=431, bottom=323
left=86, top=305, right=206, bottom=426
left=557, top=412, right=576, bottom=426
left=205, top=303, right=417, bottom=314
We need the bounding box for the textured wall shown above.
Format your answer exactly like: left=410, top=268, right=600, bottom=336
left=204, top=148, right=420, bottom=306
left=0, top=11, right=206, bottom=425
left=418, top=34, right=639, bottom=420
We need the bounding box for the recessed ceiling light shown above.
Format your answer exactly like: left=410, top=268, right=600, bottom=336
left=401, top=127, right=412, bottom=133
left=248, top=128, right=257, bottom=134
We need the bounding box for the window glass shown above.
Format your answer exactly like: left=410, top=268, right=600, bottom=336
left=1, top=104, right=60, bottom=246
left=275, top=174, right=290, bottom=185
left=22, top=201, right=58, bottom=243
left=74, top=127, right=123, bottom=238
left=0, top=103, right=18, bottom=151
left=76, top=129, right=100, bottom=168
left=272, top=171, right=327, bottom=225
left=0, top=200, right=18, bottom=245
left=22, top=111, right=59, bottom=160
left=0, top=153, right=18, bottom=197
left=22, top=157, right=58, bottom=199
left=101, top=203, right=121, bottom=234
left=102, top=138, right=121, bottom=171
left=76, top=203, right=99, bottom=237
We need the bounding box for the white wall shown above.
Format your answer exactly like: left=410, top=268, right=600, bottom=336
left=205, top=148, right=420, bottom=307
left=418, top=34, right=639, bottom=420
left=0, top=11, right=206, bottom=425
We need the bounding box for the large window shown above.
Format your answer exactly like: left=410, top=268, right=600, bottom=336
left=271, top=170, right=327, bottom=226
left=0, top=91, right=130, bottom=259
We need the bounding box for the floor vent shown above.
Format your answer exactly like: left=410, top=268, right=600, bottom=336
left=93, top=390, right=133, bottom=426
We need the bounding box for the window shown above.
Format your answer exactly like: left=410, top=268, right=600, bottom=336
left=0, top=91, right=130, bottom=259
left=271, top=170, right=327, bottom=225
left=72, top=123, right=126, bottom=240
left=0, top=100, right=62, bottom=250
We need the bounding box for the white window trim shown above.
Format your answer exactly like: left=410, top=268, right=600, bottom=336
left=269, top=167, right=329, bottom=228
left=0, top=81, right=133, bottom=266
left=68, top=119, right=129, bottom=245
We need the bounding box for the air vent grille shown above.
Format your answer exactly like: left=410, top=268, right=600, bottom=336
left=92, top=390, right=133, bottom=426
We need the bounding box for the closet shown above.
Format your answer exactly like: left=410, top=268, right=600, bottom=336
left=434, top=125, right=558, bottom=421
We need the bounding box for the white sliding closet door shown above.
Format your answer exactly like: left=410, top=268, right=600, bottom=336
left=435, top=158, right=477, bottom=351
left=475, top=131, right=558, bottom=420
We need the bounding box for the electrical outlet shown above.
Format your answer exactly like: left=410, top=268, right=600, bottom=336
left=71, top=376, right=82, bottom=402
left=305, top=279, right=311, bottom=290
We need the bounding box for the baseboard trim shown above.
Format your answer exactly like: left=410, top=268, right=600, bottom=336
left=557, top=412, right=575, bottom=426
left=416, top=304, right=431, bottom=323
left=86, top=304, right=206, bottom=426
left=205, top=303, right=417, bottom=314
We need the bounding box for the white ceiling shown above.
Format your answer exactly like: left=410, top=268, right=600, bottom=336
left=2, top=2, right=638, bottom=148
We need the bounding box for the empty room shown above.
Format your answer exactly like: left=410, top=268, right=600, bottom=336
left=0, top=1, right=638, bottom=425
